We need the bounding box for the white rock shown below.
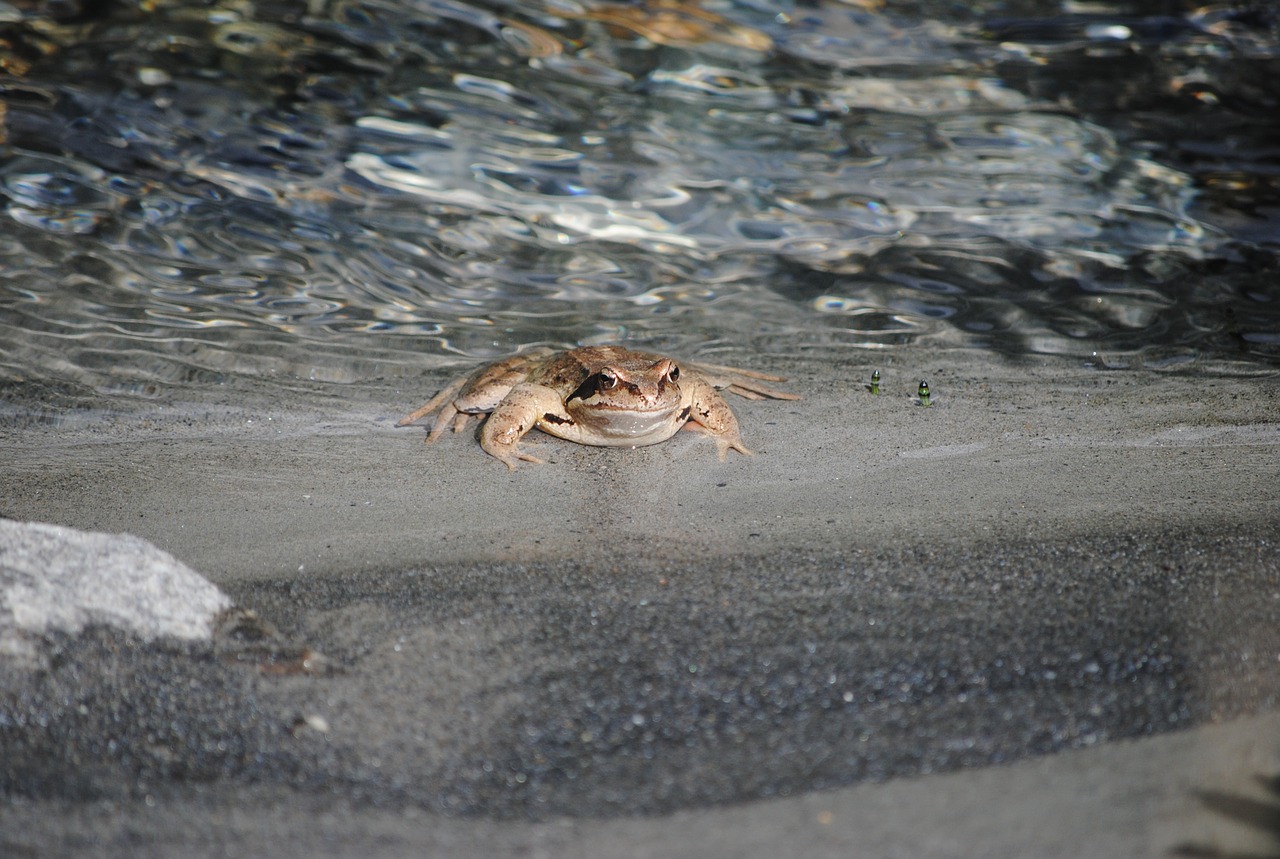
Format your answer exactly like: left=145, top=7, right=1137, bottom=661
left=0, top=520, right=232, bottom=667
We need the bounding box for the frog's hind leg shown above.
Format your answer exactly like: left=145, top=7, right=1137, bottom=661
left=422, top=402, right=460, bottom=445
left=396, top=376, right=468, bottom=428
left=684, top=361, right=800, bottom=401
left=451, top=411, right=477, bottom=436
left=724, top=384, right=767, bottom=401
left=684, top=360, right=789, bottom=383
left=414, top=408, right=479, bottom=446
left=726, top=379, right=801, bottom=401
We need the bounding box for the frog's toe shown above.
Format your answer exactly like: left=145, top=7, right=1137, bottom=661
left=497, top=448, right=545, bottom=470
left=683, top=422, right=752, bottom=459
left=422, top=404, right=461, bottom=445
left=715, top=437, right=753, bottom=460
left=481, top=433, right=545, bottom=469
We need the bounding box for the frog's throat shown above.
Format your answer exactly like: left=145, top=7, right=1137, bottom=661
left=554, top=404, right=686, bottom=447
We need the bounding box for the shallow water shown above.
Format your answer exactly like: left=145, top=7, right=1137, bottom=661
left=1, top=0, right=1277, bottom=395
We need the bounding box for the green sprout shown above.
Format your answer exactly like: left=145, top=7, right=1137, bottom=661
left=917, top=380, right=932, bottom=407
left=868, top=369, right=881, bottom=395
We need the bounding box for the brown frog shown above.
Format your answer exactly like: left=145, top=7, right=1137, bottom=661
left=396, top=345, right=799, bottom=469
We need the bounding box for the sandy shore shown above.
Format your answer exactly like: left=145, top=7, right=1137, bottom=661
left=2, top=346, right=1278, bottom=857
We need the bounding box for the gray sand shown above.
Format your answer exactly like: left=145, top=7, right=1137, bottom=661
left=1, top=347, right=1278, bottom=857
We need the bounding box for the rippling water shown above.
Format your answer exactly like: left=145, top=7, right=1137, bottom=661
left=1, top=0, right=1277, bottom=393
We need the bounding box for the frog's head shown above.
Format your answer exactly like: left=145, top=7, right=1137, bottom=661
left=564, top=357, right=687, bottom=445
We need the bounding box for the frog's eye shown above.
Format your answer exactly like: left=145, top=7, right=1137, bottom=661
left=598, top=370, right=618, bottom=391
left=666, top=363, right=680, bottom=383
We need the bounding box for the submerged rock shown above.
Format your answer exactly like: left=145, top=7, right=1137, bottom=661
left=0, top=519, right=231, bottom=669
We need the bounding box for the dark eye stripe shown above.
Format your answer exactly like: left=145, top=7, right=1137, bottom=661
left=567, top=373, right=604, bottom=402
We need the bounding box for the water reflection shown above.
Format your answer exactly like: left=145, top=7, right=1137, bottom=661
left=0, top=0, right=1277, bottom=392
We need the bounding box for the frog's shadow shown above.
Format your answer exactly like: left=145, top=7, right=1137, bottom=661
left=1172, top=773, right=1280, bottom=858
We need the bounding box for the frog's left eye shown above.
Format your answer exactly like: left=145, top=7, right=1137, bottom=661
left=598, top=370, right=619, bottom=391
left=666, top=364, right=680, bottom=383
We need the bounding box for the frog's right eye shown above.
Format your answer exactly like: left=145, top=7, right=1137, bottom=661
left=597, top=370, right=618, bottom=391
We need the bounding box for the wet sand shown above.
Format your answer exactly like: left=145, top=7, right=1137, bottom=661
left=2, top=346, right=1279, bottom=857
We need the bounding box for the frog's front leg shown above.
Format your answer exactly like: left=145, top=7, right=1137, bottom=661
left=480, top=383, right=567, bottom=470
left=683, top=377, right=752, bottom=459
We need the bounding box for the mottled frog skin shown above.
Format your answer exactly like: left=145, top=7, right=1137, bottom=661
left=397, top=345, right=799, bottom=469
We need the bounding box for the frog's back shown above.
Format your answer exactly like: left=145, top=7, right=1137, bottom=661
left=528, top=345, right=665, bottom=391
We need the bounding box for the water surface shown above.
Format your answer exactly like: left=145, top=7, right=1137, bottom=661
left=1, top=0, right=1277, bottom=397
